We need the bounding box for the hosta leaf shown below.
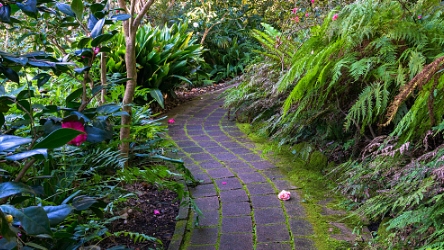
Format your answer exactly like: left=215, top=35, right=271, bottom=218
left=43, top=205, right=73, bottom=225
left=0, top=182, right=35, bottom=199
left=33, top=128, right=83, bottom=149
left=6, top=148, right=47, bottom=161
left=0, top=205, right=51, bottom=235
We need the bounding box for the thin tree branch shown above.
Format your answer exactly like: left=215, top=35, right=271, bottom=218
left=132, top=0, right=155, bottom=29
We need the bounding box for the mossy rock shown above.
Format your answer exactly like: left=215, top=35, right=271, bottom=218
left=307, top=151, right=328, bottom=172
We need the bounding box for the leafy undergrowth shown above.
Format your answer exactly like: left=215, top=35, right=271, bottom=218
left=237, top=123, right=366, bottom=250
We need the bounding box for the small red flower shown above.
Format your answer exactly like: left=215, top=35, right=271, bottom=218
left=332, top=14, right=339, bottom=21
left=305, top=13, right=309, bottom=17
left=62, top=121, right=87, bottom=146
left=418, top=15, right=422, bottom=20
left=292, top=16, right=300, bottom=23
left=154, top=209, right=160, bottom=215
left=168, top=118, right=175, bottom=124
left=93, top=47, right=100, bottom=55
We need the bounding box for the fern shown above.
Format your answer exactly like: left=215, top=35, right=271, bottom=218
left=113, top=231, right=160, bottom=244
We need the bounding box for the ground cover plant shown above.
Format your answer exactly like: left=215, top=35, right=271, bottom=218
left=224, top=0, right=444, bottom=248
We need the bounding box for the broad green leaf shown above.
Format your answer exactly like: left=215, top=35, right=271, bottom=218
left=71, top=0, right=84, bottom=20
left=74, top=66, right=90, bottom=74
left=16, top=0, right=37, bottom=18
left=87, top=13, right=98, bottom=31
left=33, top=128, right=83, bottom=149
left=111, top=14, right=131, bottom=21
left=72, top=195, right=97, bottom=210
left=90, top=18, right=105, bottom=38
left=0, top=67, right=19, bottom=83
left=0, top=5, right=11, bottom=23
left=43, top=205, right=73, bottom=225
left=91, top=33, right=115, bottom=47
left=0, top=135, right=32, bottom=151
left=96, top=104, right=121, bottom=114
left=0, top=205, right=52, bottom=235
left=0, top=182, right=35, bottom=199
left=6, top=148, right=47, bottom=161
left=33, top=73, right=51, bottom=88
left=85, top=126, right=112, bottom=143
left=3, top=55, right=28, bottom=65
left=56, top=3, right=75, bottom=17
left=149, top=89, right=164, bottom=109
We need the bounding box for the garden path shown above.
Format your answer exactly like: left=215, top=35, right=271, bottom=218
left=166, top=89, right=316, bottom=250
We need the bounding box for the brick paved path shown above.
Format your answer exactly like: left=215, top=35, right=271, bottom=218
left=167, top=91, right=316, bottom=250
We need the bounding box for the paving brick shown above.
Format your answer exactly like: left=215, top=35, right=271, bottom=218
left=205, top=147, right=230, bottom=155
left=190, top=153, right=214, bottom=162
left=219, top=233, right=254, bottom=250
left=256, top=223, right=291, bottom=242
left=211, top=135, right=232, bottom=142
left=283, top=198, right=307, bottom=217
left=225, top=161, right=251, bottom=169
left=182, top=146, right=205, bottom=154
left=176, top=141, right=197, bottom=148
left=246, top=182, right=276, bottom=195
left=240, top=153, right=264, bottom=162
left=214, top=152, right=240, bottom=162
left=207, top=168, right=235, bottom=179
left=187, top=129, right=205, bottom=136
left=231, top=167, right=257, bottom=174
left=200, top=161, right=225, bottom=169
left=253, top=161, right=277, bottom=170
left=196, top=210, right=219, bottom=227
left=219, top=189, right=249, bottom=203
left=256, top=242, right=293, bottom=250
left=195, top=196, right=220, bottom=211
left=261, top=168, right=286, bottom=180
left=255, top=207, right=286, bottom=224
left=191, top=135, right=212, bottom=141
left=293, top=238, right=316, bottom=250
left=192, top=172, right=212, bottom=184
left=191, top=184, right=217, bottom=198
left=221, top=216, right=253, bottom=233
left=222, top=201, right=251, bottom=217
left=273, top=180, right=299, bottom=191
left=197, top=141, right=221, bottom=148
left=190, top=227, right=219, bottom=245
left=250, top=194, right=282, bottom=208
left=236, top=172, right=267, bottom=183
left=186, top=245, right=216, bottom=250
left=217, top=178, right=243, bottom=190
left=186, top=125, right=204, bottom=130
left=290, top=219, right=314, bottom=236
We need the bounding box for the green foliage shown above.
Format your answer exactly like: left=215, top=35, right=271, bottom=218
left=108, top=22, right=207, bottom=107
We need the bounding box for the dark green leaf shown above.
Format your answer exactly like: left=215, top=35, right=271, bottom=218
left=43, top=205, right=73, bottom=225
left=96, top=104, right=121, bottom=114
left=77, top=37, right=91, bottom=48
left=3, top=56, right=28, bottom=65
left=74, top=66, right=90, bottom=74
left=72, top=195, right=97, bottom=210
left=87, top=13, right=98, bottom=31
left=0, top=5, right=11, bottom=23
left=90, top=18, right=105, bottom=38
left=33, top=73, right=51, bottom=88
left=17, top=89, right=35, bottom=100
left=28, top=59, right=55, bottom=68
left=90, top=4, right=104, bottom=14
left=91, top=33, right=115, bottom=47
left=0, top=182, right=35, bottom=199
left=149, top=89, right=164, bottom=109
left=33, top=128, right=83, bottom=149
left=16, top=0, right=37, bottom=18
left=0, top=205, right=52, bottom=235
left=0, top=67, right=20, bottom=84
left=65, top=88, right=83, bottom=104
left=71, top=0, right=83, bottom=20
left=0, top=113, right=4, bottom=127
left=0, top=135, right=32, bottom=151
left=56, top=3, right=75, bottom=17
left=37, top=6, right=57, bottom=15
left=6, top=148, right=47, bottom=161
left=111, top=14, right=131, bottom=21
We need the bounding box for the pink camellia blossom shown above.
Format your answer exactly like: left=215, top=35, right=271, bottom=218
left=168, top=118, right=175, bottom=124
left=292, top=16, right=300, bottom=23
left=305, top=12, right=309, bottom=17
left=332, top=14, right=339, bottom=21
left=418, top=15, right=422, bottom=19
left=93, top=47, right=100, bottom=55
left=154, top=209, right=160, bottom=215
left=61, top=121, right=87, bottom=146
left=291, top=8, right=298, bottom=14
left=311, top=0, right=314, bottom=3
left=278, top=190, right=291, bottom=201
left=0, top=3, right=3, bottom=7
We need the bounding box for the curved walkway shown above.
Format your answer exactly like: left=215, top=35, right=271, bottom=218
left=167, top=90, right=316, bottom=250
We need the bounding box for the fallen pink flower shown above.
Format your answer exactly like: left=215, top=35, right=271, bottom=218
left=168, top=118, right=175, bottom=124
left=62, top=120, right=87, bottom=146
left=154, top=209, right=160, bottom=215
left=278, top=190, right=291, bottom=201
left=291, top=8, right=298, bottom=14
left=305, top=13, right=309, bottom=17
left=332, top=14, right=339, bottom=21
